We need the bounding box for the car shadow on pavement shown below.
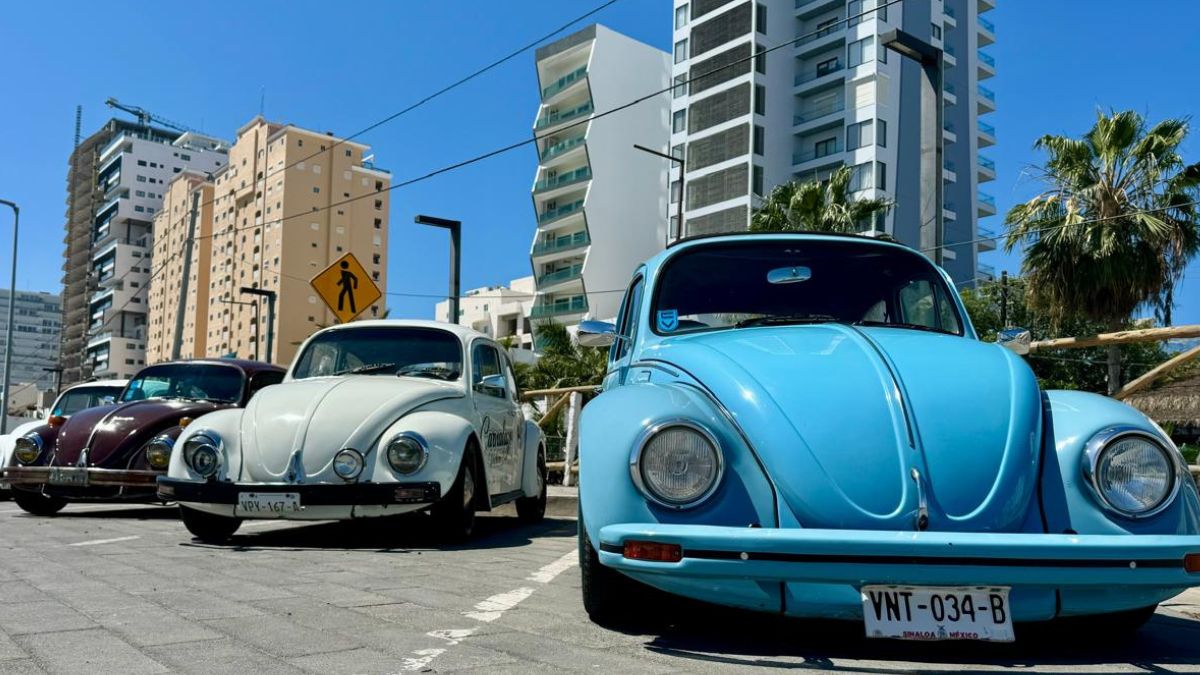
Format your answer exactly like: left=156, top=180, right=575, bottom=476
left=27, top=504, right=177, bottom=520
left=182, top=513, right=578, bottom=553
left=624, top=601, right=1200, bottom=671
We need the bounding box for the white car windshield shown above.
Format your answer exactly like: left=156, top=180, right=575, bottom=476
left=652, top=239, right=964, bottom=336
left=291, top=327, right=463, bottom=381
left=120, top=364, right=244, bottom=403
left=52, top=386, right=124, bottom=416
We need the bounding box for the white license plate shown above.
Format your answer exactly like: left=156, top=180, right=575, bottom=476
left=48, top=468, right=88, bottom=487
left=862, top=585, right=1014, bottom=642
left=236, top=492, right=301, bottom=516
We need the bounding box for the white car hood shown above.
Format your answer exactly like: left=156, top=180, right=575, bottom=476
left=234, top=375, right=463, bottom=482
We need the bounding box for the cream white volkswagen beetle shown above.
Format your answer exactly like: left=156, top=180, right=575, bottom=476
left=157, top=320, right=546, bottom=542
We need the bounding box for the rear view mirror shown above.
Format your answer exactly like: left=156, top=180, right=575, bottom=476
left=997, top=328, right=1031, bottom=356
left=578, top=320, right=624, bottom=348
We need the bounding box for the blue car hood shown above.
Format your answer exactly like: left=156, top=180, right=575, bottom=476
left=644, top=325, right=1042, bottom=532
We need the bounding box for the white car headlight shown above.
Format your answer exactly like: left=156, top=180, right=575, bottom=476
left=1085, top=426, right=1180, bottom=518
left=333, top=448, right=364, bottom=480
left=385, top=433, right=427, bottom=475
left=13, top=434, right=43, bottom=464
left=632, top=421, right=723, bottom=509
left=183, top=433, right=221, bottom=478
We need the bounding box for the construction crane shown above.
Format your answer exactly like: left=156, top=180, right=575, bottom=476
left=105, top=97, right=195, bottom=134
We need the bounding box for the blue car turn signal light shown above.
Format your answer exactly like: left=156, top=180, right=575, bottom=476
left=624, top=541, right=682, bottom=563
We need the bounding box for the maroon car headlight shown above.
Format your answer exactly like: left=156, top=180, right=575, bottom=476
left=13, top=434, right=43, bottom=464
left=183, top=433, right=221, bottom=478
left=144, top=437, right=174, bottom=470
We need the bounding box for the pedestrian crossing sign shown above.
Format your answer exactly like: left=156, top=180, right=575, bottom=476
left=310, top=252, right=382, bottom=324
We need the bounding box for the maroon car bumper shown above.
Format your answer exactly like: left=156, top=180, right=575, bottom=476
left=4, top=466, right=160, bottom=490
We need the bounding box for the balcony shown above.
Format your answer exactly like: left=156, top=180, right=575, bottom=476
left=978, top=155, right=996, bottom=182
left=944, top=82, right=957, bottom=104
left=534, top=166, right=592, bottom=193
left=538, top=199, right=585, bottom=226
left=978, top=120, right=996, bottom=147
left=537, top=263, right=584, bottom=288
left=978, top=16, right=995, bottom=45
left=978, top=50, right=996, bottom=79
left=796, top=23, right=844, bottom=48
left=944, top=160, right=957, bottom=183
left=535, top=101, right=594, bottom=131
left=943, top=122, right=957, bottom=143
left=978, top=225, right=997, bottom=252
left=542, top=66, right=588, bottom=101
left=540, top=135, right=587, bottom=162
left=978, top=85, right=996, bottom=113
left=978, top=191, right=997, bottom=216
left=795, top=61, right=844, bottom=87
left=793, top=100, right=845, bottom=126
left=979, top=0, right=995, bottom=11
left=793, top=140, right=842, bottom=165
left=978, top=263, right=996, bottom=280
left=530, top=294, right=588, bottom=319
left=532, top=231, right=590, bottom=257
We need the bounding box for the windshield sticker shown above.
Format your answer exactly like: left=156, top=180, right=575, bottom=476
left=657, top=310, right=679, bottom=332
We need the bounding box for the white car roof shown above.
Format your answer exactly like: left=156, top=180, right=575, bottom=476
left=313, top=319, right=491, bottom=343
left=67, top=379, right=129, bottom=390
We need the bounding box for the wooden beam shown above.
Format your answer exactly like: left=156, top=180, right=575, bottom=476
left=1029, top=325, right=1200, bottom=351
left=1113, top=343, right=1200, bottom=401
left=534, top=393, right=571, bottom=430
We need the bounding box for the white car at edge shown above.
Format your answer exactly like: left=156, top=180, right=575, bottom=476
left=0, top=379, right=128, bottom=494
left=157, top=320, right=547, bottom=542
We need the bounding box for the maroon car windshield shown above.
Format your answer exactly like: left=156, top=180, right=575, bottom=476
left=120, top=364, right=244, bottom=403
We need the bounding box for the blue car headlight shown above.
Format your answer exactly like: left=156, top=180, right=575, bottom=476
left=1084, top=426, right=1180, bottom=519
left=631, top=420, right=723, bottom=509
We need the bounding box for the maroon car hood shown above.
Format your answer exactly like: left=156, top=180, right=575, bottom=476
left=52, top=399, right=227, bottom=467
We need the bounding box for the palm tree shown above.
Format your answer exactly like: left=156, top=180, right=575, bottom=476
left=750, top=166, right=892, bottom=233
left=1005, top=110, right=1200, bottom=394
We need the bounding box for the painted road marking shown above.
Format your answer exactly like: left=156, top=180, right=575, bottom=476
left=69, top=535, right=140, bottom=547
left=527, top=549, right=578, bottom=584
left=465, top=587, right=536, bottom=623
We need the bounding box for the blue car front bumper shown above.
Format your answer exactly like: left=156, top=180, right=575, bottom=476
left=598, top=523, right=1200, bottom=619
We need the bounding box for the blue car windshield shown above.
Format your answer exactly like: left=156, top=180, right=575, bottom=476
left=652, top=239, right=964, bottom=336
left=291, top=327, right=463, bottom=381
left=120, top=364, right=244, bottom=403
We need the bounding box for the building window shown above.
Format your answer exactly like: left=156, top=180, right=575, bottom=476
left=847, top=120, right=874, bottom=149
left=848, top=0, right=887, bottom=26
left=816, top=57, right=839, bottom=77
left=931, top=23, right=942, bottom=40
left=675, top=3, right=688, bottom=29
left=756, top=4, right=767, bottom=33
left=312, top=187, right=320, bottom=193
left=297, top=139, right=304, bottom=147
left=876, top=161, right=887, bottom=191
left=755, top=44, right=766, bottom=74
left=345, top=149, right=352, bottom=157
left=674, top=38, right=688, bottom=64
left=752, top=165, right=764, bottom=196
left=877, top=119, right=887, bottom=147
left=848, top=36, right=876, bottom=67
left=753, top=125, right=764, bottom=155
left=814, top=137, right=838, bottom=158
left=673, top=74, right=688, bottom=99
left=671, top=180, right=681, bottom=204
left=849, top=161, right=874, bottom=191
left=136, top=175, right=146, bottom=182
left=374, top=218, right=382, bottom=229
left=136, top=160, right=147, bottom=166
left=672, top=109, right=687, bottom=134
left=671, top=144, right=685, bottom=160
left=754, top=85, right=766, bottom=115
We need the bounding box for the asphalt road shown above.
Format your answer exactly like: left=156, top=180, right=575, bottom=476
left=2, top=500, right=1200, bottom=674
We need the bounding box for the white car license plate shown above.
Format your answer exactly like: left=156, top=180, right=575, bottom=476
left=862, top=585, right=1014, bottom=642
left=48, top=467, right=88, bottom=487
left=236, top=492, right=301, bottom=516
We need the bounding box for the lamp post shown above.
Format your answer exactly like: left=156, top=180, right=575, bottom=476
left=414, top=215, right=462, bottom=324
left=634, top=144, right=685, bottom=244
left=0, top=199, right=18, bottom=433
left=881, top=29, right=944, bottom=266
left=240, top=287, right=277, bottom=364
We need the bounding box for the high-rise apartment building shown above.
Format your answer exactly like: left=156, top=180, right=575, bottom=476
left=529, top=25, right=671, bottom=332
left=435, top=276, right=537, bottom=363
left=670, top=0, right=996, bottom=284
left=146, top=170, right=216, bottom=363
left=196, top=116, right=390, bottom=365
left=0, top=290, right=62, bottom=392
left=60, top=120, right=229, bottom=382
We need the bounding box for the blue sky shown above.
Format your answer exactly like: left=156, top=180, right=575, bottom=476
left=0, top=0, right=1197, bottom=325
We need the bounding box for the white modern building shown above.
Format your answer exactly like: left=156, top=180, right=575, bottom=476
left=86, top=126, right=229, bottom=378
left=435, top=276, right=537, bottom=364
left=670, top=0, right=997, bottom=284
left=529, top=24, right=671, bottom=336
left=0, top=289, right=62, bottom=401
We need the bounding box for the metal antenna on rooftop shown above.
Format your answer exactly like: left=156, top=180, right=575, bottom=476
left=260, top=87, right=265, bottom=116
left=73, top=105, right=81, bottom=148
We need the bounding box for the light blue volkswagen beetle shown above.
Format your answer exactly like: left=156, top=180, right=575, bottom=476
left=576, top=232, right=1200, bottom=641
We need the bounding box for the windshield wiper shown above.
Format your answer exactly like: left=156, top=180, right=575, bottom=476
left=853, top=320, right=957, bottom=336
left=395, top=365, right=460, bottom=381
left=735, top=313, right=840, bottom=328
left=335, top=362, right=397, bottom=376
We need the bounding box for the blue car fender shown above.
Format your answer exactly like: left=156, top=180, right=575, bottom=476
left=579, top=380, right=778, bottom=547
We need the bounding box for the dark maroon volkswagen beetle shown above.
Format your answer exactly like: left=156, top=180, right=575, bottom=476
left=3, top=359, right=284, bottom=515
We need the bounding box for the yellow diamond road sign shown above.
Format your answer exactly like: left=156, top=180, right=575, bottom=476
left=310, top=252, right=381, bottom=324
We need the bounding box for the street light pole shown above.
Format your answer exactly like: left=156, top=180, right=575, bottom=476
left=881, top=29, right=944, bottom=266
left=634, top=144, right=685, bottom=244
left=414, top=215, right=462, bottom=324
left=0, top=199, right=18, bottom=433
left=240, top=287, right=277, bottom=364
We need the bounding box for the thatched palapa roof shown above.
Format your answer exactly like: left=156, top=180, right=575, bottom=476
left=1126, top=372, right=1200, bottom=426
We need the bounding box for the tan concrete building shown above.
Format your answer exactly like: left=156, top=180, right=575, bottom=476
left=147, top=171, right=215, bottom=363
left=203, top=116, right=390, bottom=365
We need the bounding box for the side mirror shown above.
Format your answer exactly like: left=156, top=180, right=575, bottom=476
left=577, top=320, right=625, bottom=348
left=997, top=328, right=1032, bottom=356
left=475, top=374, right=507, bottom=397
